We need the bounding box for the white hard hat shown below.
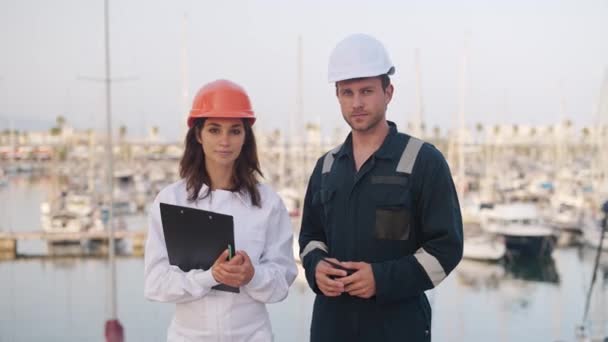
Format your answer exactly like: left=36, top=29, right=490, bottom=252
left=328, top=33, right=395, bottom=83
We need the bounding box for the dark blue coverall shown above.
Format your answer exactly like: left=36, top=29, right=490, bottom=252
left=299, top=121, right=463, bottom=342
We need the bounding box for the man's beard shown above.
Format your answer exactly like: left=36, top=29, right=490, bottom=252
left=345, top=112, right=384, bottom=133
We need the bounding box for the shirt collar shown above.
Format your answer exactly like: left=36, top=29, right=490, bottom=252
left=332, top=121, right=401, bottom=160
left=198, top=182, right=253, bottom=208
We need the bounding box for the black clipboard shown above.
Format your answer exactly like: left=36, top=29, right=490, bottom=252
left=160, top=202, right=239, bottom=293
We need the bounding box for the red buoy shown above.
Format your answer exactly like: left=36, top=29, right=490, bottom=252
left=105, top=319, right=124, bottom=342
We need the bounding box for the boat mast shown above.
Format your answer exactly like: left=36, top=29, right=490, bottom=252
left=413, top=48, right=425, bottom=139
left=102, top=0, right=123, bottom=340
left=180, top=14, right=190, bottom=141
left=295, top=34, right=304, bottom=191
left=456, top=35, right=469, bottom=196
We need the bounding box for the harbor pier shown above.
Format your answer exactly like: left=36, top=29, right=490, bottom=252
left=0, top=229, right=147, bottom=259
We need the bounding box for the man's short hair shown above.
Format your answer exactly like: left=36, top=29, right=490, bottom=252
left=379, top=74, right=390, bottom=90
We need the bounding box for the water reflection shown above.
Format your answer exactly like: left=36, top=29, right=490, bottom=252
left=2, top=176, right=607, bottom=341
left=577, top=246, right=608, bottom=288
left=456, top=256, right=560, bottom=291
left=36, top=240, right=130, bottom=268
left=504, top=256, right=560, bottom=284
left=455, top=259, right=505, bottom=290
left=576, top=246, right=608, bottom=340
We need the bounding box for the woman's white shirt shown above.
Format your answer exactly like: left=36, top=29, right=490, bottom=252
left=144, top=180, right=298, bottom=342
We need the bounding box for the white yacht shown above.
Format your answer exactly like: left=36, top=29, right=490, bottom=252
left=481, top=203, right=556, bottom=257
left=545, top=193, right=584, bottom=233
left=64, top=194, right=95, bottom=217
left=40, top=192, right=96, bottom=236
left=111, top=185, right=138, bottom=216
left=41, top=209, right=87, bottom=234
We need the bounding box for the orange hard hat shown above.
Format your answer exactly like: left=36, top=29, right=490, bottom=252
left=187, top=79, right=256, bottom=128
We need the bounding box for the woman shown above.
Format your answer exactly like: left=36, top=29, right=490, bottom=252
left=144, top=79, right=298, bottom=341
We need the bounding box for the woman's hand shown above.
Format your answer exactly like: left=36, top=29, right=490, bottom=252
left=234, top=251, right=255, bottom=286
left=211, top=249, right=255, bottom=288
left=212, top=249, right=242, bottom=285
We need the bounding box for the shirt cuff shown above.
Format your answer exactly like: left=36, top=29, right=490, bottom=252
left=193, top=268, right=220, bottom=289
left=245, top=265, right=264, bottom=290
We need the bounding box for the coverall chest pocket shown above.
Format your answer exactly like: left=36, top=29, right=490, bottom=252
left=371, top=180, right=412, bottom=241
left=313, top=187, right=336, bottom=222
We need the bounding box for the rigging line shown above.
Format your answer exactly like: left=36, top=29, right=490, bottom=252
left=582, top=214, right=607, bottom=323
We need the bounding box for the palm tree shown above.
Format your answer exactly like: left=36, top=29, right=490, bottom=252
left=119, top=125, right=127, bottom=141
left=56, top=115, right=66, bottom=128
left=118, top=125, right=128, bottom=160
left=49, top=127, right=62, bottom=136
left=52, top=115, right=67, bottom=136
left=475, top=122, right=483, bottom=144
left=493, top=125, right=500, bottom=141
left=528, top=127, right=538, bottom=158
left=581, top=127, right=591, bottom=155
left=432, top=126, right=440, bottom=140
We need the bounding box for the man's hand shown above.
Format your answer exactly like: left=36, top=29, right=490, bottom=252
left=315, top=258, right=347, bottom=297
left=337, top=261, right=376, bottom=299
left=211, top=249, right=254, bottom=287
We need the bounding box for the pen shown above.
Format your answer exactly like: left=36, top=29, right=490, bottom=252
left=227, top=244, right=233, bottom=261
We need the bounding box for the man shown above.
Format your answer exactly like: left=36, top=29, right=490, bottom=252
left=298, top=33, right=463, bottom=342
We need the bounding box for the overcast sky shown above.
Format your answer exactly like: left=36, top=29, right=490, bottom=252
left=1, top=0, right=607, bottom=140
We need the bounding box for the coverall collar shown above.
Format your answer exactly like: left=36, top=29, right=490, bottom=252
left=333, top=120, right=401, bottom=161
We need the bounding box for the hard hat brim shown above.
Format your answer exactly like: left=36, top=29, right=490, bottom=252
left=328, top=66, right=395, bottom=83
left=187, top=111, right=256, bottom=128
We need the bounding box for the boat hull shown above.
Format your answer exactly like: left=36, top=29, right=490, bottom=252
left=503, top=234, right=556, bottom=257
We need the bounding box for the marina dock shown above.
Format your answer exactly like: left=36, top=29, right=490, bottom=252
left=0, top=229, right=147, bottom=259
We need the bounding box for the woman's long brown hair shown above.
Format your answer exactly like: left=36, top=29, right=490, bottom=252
left=179, top=118, right=263, bottom=207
